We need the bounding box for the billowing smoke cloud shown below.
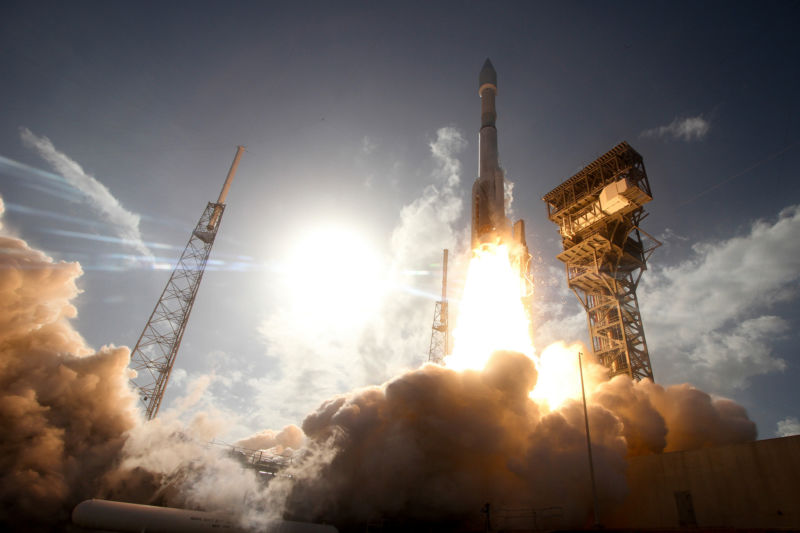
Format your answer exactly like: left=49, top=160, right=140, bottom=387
left=0, top=197, right=139, bottom=529
left=592, top=375, right=756, bottom=455
left=19, top=127, right=152, bottom=259
left=0, top=196, right=274, bottom=530
left=261, top=351, right=755, bottom=529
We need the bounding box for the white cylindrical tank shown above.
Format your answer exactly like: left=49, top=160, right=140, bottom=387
left=72, top=499, right=242, bottom=533
left=72, top=499, right=338, bottom=533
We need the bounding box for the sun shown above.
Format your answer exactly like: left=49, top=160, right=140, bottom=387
left=282, top=225, right=383, bottom=330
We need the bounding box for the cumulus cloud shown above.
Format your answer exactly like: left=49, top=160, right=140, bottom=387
left=360, top=135, right=376, bottom=155
left=19, top=127, right=152, bottom=259
left=0, top=192, right=760, bottom=531
left=236, top=424, right=304, bottom=454
left=641, top=205, right=800, bottom=391
left=103, top=412, right=277, bottom=530
left=776, top=416, right=800, bottom=437
left=641, top=115, right=710, bottom=141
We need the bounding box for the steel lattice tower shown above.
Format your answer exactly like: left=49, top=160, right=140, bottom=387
left=129, top=146, right=244, bottom=420
left=543, top=142, right=659, bottom=381
left=428, top=249, right=449, bottom=364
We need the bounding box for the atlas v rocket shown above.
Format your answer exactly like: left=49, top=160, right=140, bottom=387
left=472, top=59, right=534, bottom=305
left=472, top=59, right=528, bottom=253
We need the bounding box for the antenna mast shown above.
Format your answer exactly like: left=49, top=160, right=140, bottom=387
left=428, top=249, right=449, bottom=365
left=129, top=146, right=245, bottom=420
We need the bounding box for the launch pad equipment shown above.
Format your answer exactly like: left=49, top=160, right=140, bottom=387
left=129, top=146, right=245, bottom=420
left=428, top=249, right=450, bottom=365
left=543, top=142, right=659, bottom=381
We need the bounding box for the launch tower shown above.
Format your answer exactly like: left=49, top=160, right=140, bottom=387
left=542, top=142, right=659, bottom=381
left=428, top=249, right=449, bottom=365
left=129, top=146, right=244, bottom=419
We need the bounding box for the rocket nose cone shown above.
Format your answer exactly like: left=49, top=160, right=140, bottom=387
left=479, top=58, right=497, bottom=88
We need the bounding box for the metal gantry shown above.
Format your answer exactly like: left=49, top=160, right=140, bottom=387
left=543, top=142, right=659, bottom=381
left=129, top=146, right=244, bottom=420
left=428, top=249, right=449, bottom=364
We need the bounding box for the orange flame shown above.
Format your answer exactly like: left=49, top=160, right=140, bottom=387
left=445, top=244, right=585, bottom=410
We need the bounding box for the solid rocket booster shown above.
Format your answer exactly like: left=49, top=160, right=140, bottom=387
left=472, top=58, right=511, bottom=248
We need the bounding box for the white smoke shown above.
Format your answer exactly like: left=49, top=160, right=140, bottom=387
left=0, top=195, right=140, bottom=529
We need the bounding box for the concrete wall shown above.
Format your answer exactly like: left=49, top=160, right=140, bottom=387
left=607, top=435, right=800, bottom=529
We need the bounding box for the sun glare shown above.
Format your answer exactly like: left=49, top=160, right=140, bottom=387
left=283, top=226, right=383, bottom=329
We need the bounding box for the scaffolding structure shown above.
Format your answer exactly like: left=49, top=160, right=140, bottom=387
left=543, top=142, right=659, bottom=381
left=428, top=249, right=449, bottom=365
left=129, top=146, right=244, bottom=420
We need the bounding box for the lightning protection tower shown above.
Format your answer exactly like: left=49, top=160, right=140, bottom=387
left=542, top=142, right=659, bottom=381
left=428, top=249, right=449, bottom=364
left=129, top=146, right=245, bottom=420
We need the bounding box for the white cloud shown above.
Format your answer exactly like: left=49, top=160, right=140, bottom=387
left=252, top=127, right=469, bottom=429
left=19, top=127, right=152, bottom=258
left=641, top=205, right=800, bottom=391
left=776, top=416, right=800, bottom=437
left=641, top=115, right=710, bottom=141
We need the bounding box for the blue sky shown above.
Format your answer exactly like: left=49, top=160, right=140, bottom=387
left=1, top=0, right=798, bottom=440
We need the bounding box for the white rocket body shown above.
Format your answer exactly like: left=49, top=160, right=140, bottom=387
left=472, top=58, right=511, bottom=248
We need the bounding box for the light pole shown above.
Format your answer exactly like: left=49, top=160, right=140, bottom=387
left=578, top=351, right=601, bottom=528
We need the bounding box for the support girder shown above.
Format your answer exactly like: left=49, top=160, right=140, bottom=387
left=129, top=202, right=224, bottom=420
left=544, top=142, right=659, bottom=382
